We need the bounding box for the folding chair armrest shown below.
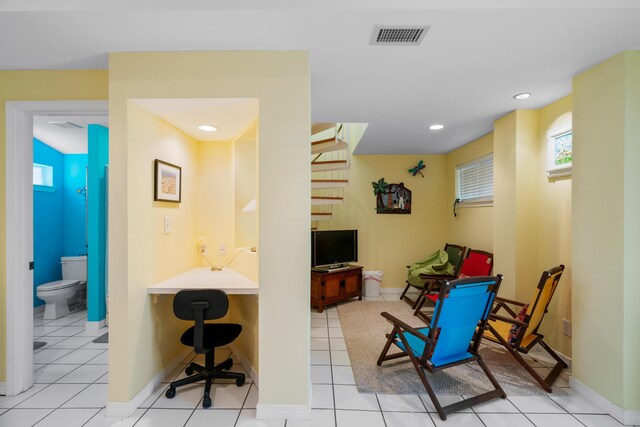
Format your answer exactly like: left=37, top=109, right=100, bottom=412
left=489, top=313, right=528, bottom=327
left=381, top=312, right=429, bottom=341
left=494, top=296, right=527, bottom=306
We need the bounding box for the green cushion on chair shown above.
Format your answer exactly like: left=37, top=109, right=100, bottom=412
left=407, top=249, right=454, bottom=287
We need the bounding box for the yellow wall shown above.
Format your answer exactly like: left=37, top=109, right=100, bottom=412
left=514, top=110, right=540, bottom=305
left=573, top=51, right=640, bottom=411
left=623, top=51, right=640, bottom=412
left=197, top=140, right=236, bottom=268
left=234, top=125, right=258, bottom=249
left=445, top=133, right=494, bottom=252
left=113, top=101, right=201, bottom=399
left=198, top=133, right=259, bottom=373
left=535, top=96, right=573, bottom=357
left=109, top=51, right=310, bottom=408
left=0, top=70, right=108, bottom=383
left=317, top=154, right=448, bottom=288
left=492, top=112, right=518, bottom=299
left=448, top=100, right=572, bottom=356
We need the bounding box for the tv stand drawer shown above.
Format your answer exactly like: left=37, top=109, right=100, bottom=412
left=311, top=265, right=363, bottom=313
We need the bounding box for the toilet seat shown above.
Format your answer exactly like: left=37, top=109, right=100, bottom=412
left=37, top=280, right=80, bottom=293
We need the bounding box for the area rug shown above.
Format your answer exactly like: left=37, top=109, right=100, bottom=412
left=92, top=332, right=109, bottom=344
left=337, top=300, right=566, bottom=396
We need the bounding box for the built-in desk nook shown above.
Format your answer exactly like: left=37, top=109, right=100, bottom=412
left=147, top=265, right=260, bottom=387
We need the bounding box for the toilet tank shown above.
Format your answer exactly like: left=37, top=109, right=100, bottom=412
left=61, top=256, right=87, bottom=281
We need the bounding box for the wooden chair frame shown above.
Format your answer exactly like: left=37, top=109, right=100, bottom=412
left=380, top=275, right=506, bottom=420
left=400, top=243, right=466, bottom=308
left=413, top=248, right=493, bottom=322
left=485, top=265, right=568, bottom=392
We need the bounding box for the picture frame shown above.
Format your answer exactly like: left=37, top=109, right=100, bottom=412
left=546, top=127, right=573, bottom=178
left=154, top=159, right=182, bottom=203
left=372, top=178, right=412, bottom=214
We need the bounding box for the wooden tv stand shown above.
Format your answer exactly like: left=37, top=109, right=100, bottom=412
left=311, top=265, right=363, bottom=313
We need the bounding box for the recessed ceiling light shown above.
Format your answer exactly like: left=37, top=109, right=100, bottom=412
left=428, top=124, right=444, bottom=130
left=197, top=125, right=218, bottom=132
left=513, top=92, right=531, bottom=100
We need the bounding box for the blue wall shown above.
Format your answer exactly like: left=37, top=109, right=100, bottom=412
left=33, top=139, right=88, bottom=308
left=87, top=125, right=109, bottom=322
left=33, top=139, right=64, bottom=307
left=63, top=155, right=89, bottom=256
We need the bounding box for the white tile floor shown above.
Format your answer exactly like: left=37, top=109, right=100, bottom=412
left=0, top=293, right=635, bottom=427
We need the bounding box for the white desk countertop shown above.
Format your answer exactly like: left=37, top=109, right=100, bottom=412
left=147, top=267, right=259, bottom=295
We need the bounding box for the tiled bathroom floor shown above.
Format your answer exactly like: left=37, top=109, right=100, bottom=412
left=0, top=293, right=633, bottom=427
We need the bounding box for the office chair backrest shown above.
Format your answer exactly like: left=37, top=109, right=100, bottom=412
left=459, top=249, right=493, bottom=277
left=522, top=265, right=564, bottom=339
left=173, top=289, right=229, bottom=321
left=426, top=275, right=502, bottom=367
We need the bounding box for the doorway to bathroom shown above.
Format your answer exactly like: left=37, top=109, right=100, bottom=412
left=32, top=117, right=110, bottom=389
left=4, top=101, right=108, bottom=397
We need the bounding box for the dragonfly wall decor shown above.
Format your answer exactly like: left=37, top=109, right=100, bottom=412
left=409, top=160, right=426, bottom=177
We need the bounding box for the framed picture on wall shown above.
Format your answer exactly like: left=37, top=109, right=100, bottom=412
left=154, top=159, right=182, bottom=203
left=547, top=128, right=573, bottom=178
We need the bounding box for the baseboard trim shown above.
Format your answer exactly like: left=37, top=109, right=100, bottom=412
left=86, top=319, right=106, bottom=331
left=33, top=305, right=45, bottom=315
left=229, top=344, right=259, bottom=388
left=570, top=377, right=640, bottom=425
left=256, top=404, right=311, bottom=420
left=105, top=348, right=191, bottom=417
left=379, top=287, right=405, bottom=294
left=0, top=382, right=6, bottom=395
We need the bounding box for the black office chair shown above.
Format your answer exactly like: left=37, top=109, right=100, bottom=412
left=165, top=289, right=245, bottom=408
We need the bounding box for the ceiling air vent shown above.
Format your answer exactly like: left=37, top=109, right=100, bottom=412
left=371, top=25, right=429, bottom=45
left=48, top=121, right=84, bottom=129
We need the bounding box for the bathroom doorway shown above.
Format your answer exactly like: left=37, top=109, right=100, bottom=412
left=4, top=101, right=108, bottom=396
left=32, top=118, right=109, bottom=385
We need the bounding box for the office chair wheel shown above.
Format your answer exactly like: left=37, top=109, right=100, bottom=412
left=185, top=366, right=194, bottom=375
left=165, top=387, right=176, bottom=399
left=202, top=395, right=212, bottom=408
left=221, top=359, right=233, bottom=370
left=236, top=377, right=245, bottom=387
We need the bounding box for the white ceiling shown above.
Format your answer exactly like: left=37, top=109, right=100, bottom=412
left=132, top=98, right=259, bottom=142
left=4, top=1, right=640, bottom=153
left=33, top=115, right=108, bottom=154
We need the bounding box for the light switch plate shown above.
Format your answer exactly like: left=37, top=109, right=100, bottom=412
left=164, top=217, right=172, bottom=235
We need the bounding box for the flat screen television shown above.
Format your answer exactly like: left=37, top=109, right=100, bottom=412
left=311, top=229, right=358, bottom=270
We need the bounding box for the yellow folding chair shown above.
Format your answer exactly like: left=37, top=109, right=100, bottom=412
left=484, top=265, right=568, bottom=392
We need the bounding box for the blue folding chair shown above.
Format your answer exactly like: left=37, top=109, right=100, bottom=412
left=377, top=275, right=505, bottom=420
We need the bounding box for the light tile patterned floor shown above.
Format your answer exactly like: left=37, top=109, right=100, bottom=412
left=0, top=293, right=634, bottom=427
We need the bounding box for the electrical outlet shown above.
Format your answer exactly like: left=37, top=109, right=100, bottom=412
left=218, top=244, right=227, bottom=256
left=563, top=319, right=572, bottom=337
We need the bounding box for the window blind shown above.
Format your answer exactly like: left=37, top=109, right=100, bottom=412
left=456, top=153, right=493, bottom=206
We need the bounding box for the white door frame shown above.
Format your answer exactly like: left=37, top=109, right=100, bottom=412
left=4, top=100, right=108, bottom=396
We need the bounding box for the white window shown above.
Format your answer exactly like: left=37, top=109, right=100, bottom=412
left=33, top=163, right=53, bottom=187
left=456, top=153, right=494, bottom=207
left=547, top=128, right=572, bottom=178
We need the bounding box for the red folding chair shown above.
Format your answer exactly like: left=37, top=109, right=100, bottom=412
left=414, top=249, right=493, bottom=322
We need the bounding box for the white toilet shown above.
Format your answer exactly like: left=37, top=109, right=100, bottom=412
left=37, top=255, right=87, bottom=320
